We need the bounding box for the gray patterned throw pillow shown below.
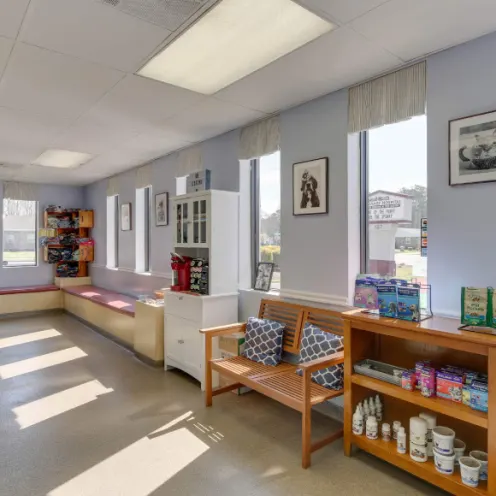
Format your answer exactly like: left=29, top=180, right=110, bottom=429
left=242, top=317, right=285, bottom=366
left=296, top=322, right=344, bottom=390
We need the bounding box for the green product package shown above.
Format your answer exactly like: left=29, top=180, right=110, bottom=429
left=489, top=288, right=496, bottom=329
left=461, top=287, right=489, bottom=327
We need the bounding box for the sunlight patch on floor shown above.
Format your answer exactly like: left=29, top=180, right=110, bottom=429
left=48, top=425, right=209, bottom=496
left=13, top=379, right=113, bottom=429
left=0, top=347, right=87, bottom=379
left=0, top=329, right=61, bottom=349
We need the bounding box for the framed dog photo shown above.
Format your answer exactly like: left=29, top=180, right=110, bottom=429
left=254, top=262, right=274, bottom=292
left=293, top=157, right=329, bottom=215
left=450, top=109, right=496, bottom=186
left=155, top=192, right=169, bottom=226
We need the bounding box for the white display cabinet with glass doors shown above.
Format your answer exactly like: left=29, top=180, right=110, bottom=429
left=165, top=190, right=239, bottom=390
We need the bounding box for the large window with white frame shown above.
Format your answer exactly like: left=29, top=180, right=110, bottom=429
left=2, top=199, right=37, bottom=267
left=106, top=195, right=119, bottom=268
left=136, top=186, right=152, bottom=273
left=252, top=151, right=281, bottom=290
left=361, top=115, right=427, bottom=283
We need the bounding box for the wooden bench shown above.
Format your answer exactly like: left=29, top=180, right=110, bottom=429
left=201, top=299, right=345, bottom=468
left=0, top=284, right=62, bottom=315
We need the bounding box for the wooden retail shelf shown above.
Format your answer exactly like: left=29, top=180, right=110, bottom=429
left=351, top=374, right=488, bottom=429
left=352, top=435, right=487, bottom=496
left=343, top=310, right=495, bottom=495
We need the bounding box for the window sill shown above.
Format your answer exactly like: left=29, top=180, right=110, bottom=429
left=240, top=288, right=281, bottom=297
left=2, top=264, right=38, bottom=269
left=135, top=271, right=152, bottom=276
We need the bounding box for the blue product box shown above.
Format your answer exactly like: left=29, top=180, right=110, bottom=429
left=377, top=283, right=398, bottom=318
left=397, top=284, right=421, bottom=322
left=470, top=380, right=488, bottom=413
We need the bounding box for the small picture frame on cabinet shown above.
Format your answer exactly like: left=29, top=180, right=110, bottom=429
left=254, top=262, right=275, bottom=292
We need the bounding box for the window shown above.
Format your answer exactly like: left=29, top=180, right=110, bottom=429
left=362, top=115, right=427, bottom=283
left=2, top=199, right=37, bottom=267
left=106, top=195, right=119, bottom=268
left=253, top=151, right=281, bottom=290
left=136, top=186, right=152, bottom=273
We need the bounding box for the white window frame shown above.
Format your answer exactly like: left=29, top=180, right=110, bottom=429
left=106, top=195, right=119, bottom=269
left=135, top=186, right=152, bottom=274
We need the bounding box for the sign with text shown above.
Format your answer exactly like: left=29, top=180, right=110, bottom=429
left=368, top=191, right=413, bottom=224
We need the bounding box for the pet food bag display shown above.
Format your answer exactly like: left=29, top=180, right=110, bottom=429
left=461, top=287, right=489, bottom=326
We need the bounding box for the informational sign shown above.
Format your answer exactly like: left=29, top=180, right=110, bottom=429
left=421, top=218, right=428, bottom=257
left=368, top=191, right=413, bottom=223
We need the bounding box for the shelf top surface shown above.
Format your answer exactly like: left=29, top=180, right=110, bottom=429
left=343, top=309, right=496, bottom=348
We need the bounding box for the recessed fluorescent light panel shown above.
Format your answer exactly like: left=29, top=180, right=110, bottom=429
left=32, top=150, right=94, bottom=169
left=138, top=0, right=334, bottom=95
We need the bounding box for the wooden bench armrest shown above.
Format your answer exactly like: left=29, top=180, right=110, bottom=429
left=200, top=323, right=246, bottom=338
left=299, top=351, right=344, bottom=374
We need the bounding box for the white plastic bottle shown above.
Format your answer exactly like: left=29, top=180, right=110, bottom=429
left=397, top=427, right=407, bottom=454
left=375, top=394, right=382, bottom=411
left=363, top=402, right=370, bottom=422
left=376, top=404, right=383, bottom=422
left=353, top=405, right=364, bottom=435
left=366, top=416, right=378, bottom=440
left=393, top=421, right=402, bottom=440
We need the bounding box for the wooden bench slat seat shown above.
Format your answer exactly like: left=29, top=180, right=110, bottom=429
left=0, top=284, right=59, bottom=295
left=202, top=299, right=345, bottom=469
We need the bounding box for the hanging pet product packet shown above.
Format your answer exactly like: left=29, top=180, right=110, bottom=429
left=397, top=284, right=421, bottom=322
left=377, top=283, right=398, bottom=318
left=354, top=277, right=381, bottom=310
left=489, top=288, right=496, bottom=329
left=461, top=287, right=489, bottom=327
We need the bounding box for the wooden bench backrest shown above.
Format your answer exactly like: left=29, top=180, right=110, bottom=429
left=258, top=299, right=344, bottom=355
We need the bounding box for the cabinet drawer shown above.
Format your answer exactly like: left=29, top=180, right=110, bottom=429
left=165, top=292, right=202, bottom=323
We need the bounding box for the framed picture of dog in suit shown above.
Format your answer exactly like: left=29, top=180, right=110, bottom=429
left=293, top=157, right=328, bottom=216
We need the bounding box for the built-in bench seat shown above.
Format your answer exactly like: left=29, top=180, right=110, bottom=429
left=63, top=285, right=136, bottom=317
left=0, top=284, right=62, bottom=315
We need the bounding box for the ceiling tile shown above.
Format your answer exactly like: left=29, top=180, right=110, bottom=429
left=83, top=74, right=205, bottom=134
left=0, top=43, right=123, bottom=120
left=0, top=36, right=13, bottom=74
left=351, top=0, right=496, bottom=60
left=164, top=98, right=267, bottom=142
left=296, top=0, right=390, bottom=24
left=19, top=0, right=170, bottom=72
left=0, top=0, right=30, bottom=39
left=125, top=128, right=193, bottom=156
left=215, top=27, right=401, bottom=114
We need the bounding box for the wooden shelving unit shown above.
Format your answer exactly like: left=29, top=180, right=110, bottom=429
left=43, top=209, right=94, bottom=278
left=343, top=310, right=495, bottom=495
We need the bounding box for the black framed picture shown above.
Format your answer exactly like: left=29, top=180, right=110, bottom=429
left=449, top=109, right=496, bottom=186
left=254, top=262, right=274, bottom=292
left=293, top=157, right=329, bottom=215
left=121, top=202, right=132, bottom=231
left=155, top=192, right=169, bottom=226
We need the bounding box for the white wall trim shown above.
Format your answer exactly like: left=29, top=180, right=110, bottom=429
left=150, top=271, right=173, bottom=279
left=91, top=263, right=171, bottom=280
left=279, top=289, right=349, bottom=307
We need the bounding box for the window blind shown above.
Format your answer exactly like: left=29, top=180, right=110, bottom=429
left=348, top=61, right=426, bottom=133
left=239, top=116, right=280, bottom=160
left=106, top=176, right=120, bottom=197
left=3, top=181, right=38, bottom=201
left=176, top=145, right=203, bottom=177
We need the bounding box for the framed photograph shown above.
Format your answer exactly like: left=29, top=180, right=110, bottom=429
left=293, top=157, right=329, bottom=215
left=121, top=202, right=132, bottom=231
left=450, top=109, right=496, bottom=186
left=254, top=262, right=274, bottom=292
left=155, top=192, right=169, bottom=227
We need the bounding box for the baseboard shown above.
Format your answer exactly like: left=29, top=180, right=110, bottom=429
left=279, top=289, right=349, bottom=308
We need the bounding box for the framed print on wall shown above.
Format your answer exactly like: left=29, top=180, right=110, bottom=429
left=450, top=109, right=496, bottom=186
left=155, top=192, right=169, bottom=226
left=293, top=157, right=329, bottom=215
left=254, top=262, right=275, bottom=292
left=121, top=202, right=132, bottom=231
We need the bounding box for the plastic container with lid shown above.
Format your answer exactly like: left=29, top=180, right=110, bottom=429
left=410, top=416, right=428, bottom=446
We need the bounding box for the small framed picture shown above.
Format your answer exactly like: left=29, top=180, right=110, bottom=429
left=449, top=109, right=496, bottom=186
left=121, top=202, right=132, bottom=231
left=155, top=192, right=169, bottom=226
left=254, top=262, right=274, bottom=292
left=293, top=157, right=329, bottom=215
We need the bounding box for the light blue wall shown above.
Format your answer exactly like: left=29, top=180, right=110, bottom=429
left=0, top=182, right=84, bottom=288
left=427, top=31, right=496, bottom=317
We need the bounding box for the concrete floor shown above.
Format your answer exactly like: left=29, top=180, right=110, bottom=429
left=0, top=313, right=447, bottom=496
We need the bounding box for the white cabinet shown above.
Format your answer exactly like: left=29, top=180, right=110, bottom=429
left=164, top=290, right=238, bottom=390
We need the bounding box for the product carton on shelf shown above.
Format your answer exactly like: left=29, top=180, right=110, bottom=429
left=218, top=332, right=251, bottom=395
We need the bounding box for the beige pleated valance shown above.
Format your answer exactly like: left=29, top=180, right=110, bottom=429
left=106, top=176, right=120, bottom=196
left=135, top=164, right=152, bottom=189
left=3, top=181, right=38, bottom=201
left=348, top=61, right=426, bottom=133
left=176, top=145, right=203, bottom=177
left=239, top=116, right=280, bottom=160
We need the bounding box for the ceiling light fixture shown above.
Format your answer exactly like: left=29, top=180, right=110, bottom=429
left=137, top=0, right=333, bottom=95
left=32, top=150, right=94, bottom=169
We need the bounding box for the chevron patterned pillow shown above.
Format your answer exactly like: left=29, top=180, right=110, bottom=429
left=242, top=317, right=285, bottom=366
left=296, top=322, right=344, bottom=390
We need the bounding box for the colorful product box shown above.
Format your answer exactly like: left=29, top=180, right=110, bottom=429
left=354, top=279, right=379, bottom=310
left=470, top=381, right=489, bottom=413
left=462, top=385, right=472, bottom=407
left=415, top=360, right=431, bottom=390
left=436, top=371, right=463, bottom=402
left=401, top=370, right=416, bottom=391
left=377, top=283, right=398, bottom=318
left=420, top=367, right=436, bottom=398
left=397, top=284, right=421, bottom=322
